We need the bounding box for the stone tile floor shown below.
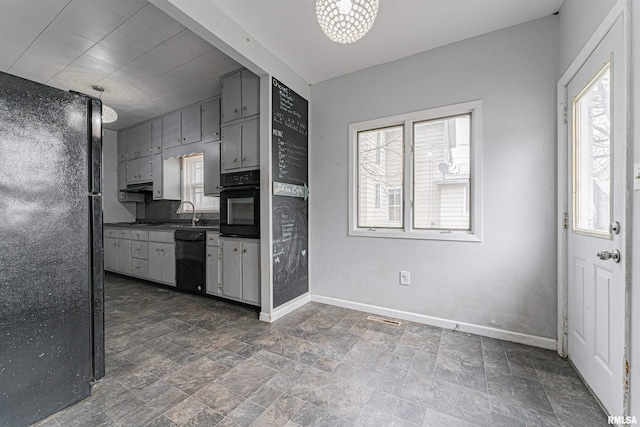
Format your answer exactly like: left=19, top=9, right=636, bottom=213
left=34, top=273, right=608, bottom=426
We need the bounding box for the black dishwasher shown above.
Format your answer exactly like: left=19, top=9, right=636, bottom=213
left=174, top=229, right=206, bottom=295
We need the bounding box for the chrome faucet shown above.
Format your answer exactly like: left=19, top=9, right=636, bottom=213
left=176, top=201, right=199, bottom=226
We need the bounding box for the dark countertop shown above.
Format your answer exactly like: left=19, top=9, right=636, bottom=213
left=105, top=222, right=220, bottom=231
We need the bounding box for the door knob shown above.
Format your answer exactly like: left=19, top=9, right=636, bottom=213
left=597, top=249, right=621, bottom=263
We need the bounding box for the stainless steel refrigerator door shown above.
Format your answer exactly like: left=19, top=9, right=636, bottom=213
left=0, top=72, right=93, bottom=426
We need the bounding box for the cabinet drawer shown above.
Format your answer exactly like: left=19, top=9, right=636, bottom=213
left=117, top=229, right=131, bottom=239
left=131, top=241, right=149, bottom=260
left=149, top=231, right=175, bottom=243
left=207, top=232, right=220, bottom=246
left=131, top=259, right=149, bottom=278
left=131, top=229, right=149, bottom=241
left=105, top=228, right=118, bottom=238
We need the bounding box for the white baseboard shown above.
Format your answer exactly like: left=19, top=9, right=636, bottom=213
left=311, top=294, right=557, bottom=351
left=259, top=293, right=311, bottom=323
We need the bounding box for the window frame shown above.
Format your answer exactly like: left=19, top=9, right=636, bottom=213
left=179, top=154, right=219, bottom=214
left=348, top=100, right=483, bottom=242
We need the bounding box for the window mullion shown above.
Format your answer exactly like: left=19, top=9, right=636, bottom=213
left=404, top=120, right=413, bottom=232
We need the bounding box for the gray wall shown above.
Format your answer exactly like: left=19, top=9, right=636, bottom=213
left=102, top=129, right=135, bottom=223
left=309, top=16, right=559, bottom=340
left=558, top=0, right=618, bottom=74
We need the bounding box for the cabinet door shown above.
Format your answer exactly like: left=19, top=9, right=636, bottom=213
left=162, top=111, right=181, bottom=149
left=241, top=69, right=260, bottom=118
left=148, top=243, right=163, bottom=282
left=125, top=159, right=139, bottom=184
left=202, top=98, right=221, bottom=142
left=162, top=243, right=176, bottom=286
left=203, top=142, right=221, bottom=195
left=117, top=131, right=127, bottom=161
left=131, top=241, right=149, bottom=260
left=241, top=241, right=260, bottom=304
left=152, top=154, right=163, bottom=199
left=150, top=118, right=162, bottom=154
left=126, top=127, right=138, bottom=159
left=221, top=71, right=242, bottom=124
left=222, top=240, right=243, bottom=299
left=138, top=156, right=152, bottom=182
left=206, top=246, right=220, bottom=295
left=117, top=161, right=127, bottom=191
left=221, top=123, right=242, bottom=172
left=104, top=237, right=118, bottom=272
left=181, top=105, right=202, bottom=145
left=117, top=239, right=131, bottom=274
left=241, top=118, right=259, bottom=169
left=137, top=123, right=152, bottom=157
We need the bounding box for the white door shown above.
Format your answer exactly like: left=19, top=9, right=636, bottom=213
left=566, top=16, right=626, bottom=415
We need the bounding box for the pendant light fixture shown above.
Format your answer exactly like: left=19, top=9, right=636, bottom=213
left=316, top=0, right=379, bottom=44
left=91, top=85, right=118, bottom=124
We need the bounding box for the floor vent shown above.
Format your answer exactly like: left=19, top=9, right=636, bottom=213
left=367, top=315, right=402, bottom=326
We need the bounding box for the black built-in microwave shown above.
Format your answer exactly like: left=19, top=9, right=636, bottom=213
left=220, top=170, right=260, bottom=238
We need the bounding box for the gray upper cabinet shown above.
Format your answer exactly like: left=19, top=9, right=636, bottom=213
left=241, top=70, right=260, bottom=118
left=221, top=71, right=242, bottom=123
left=117, top=131, right=126, bottom=161
left=162, top=106, right=202, bottom=148
left=150, top=119, right=162, bottom=154
left=137, top=122, right=152, bottom=158
left=181, top=105, right=202, bottom=145
left=221, top=69, right=260, bottom=125
left=221, top=117, right=259, bottom=171
left=126, top=127, right=138, bottom=159
left=162, top=111, right=181, bottom=150
left=202, top=98, right=221, bottom=142
left=204, top=141, right=221, bottom=195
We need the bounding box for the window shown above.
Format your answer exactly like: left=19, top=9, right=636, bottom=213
left=349, top=100, right=482, bottom=241
left=179, top=154, right=219, bottom=213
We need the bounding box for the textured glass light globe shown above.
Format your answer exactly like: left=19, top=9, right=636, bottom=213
left=316, top=0, right=379, bottom=44
left=102, top=104, right=118, bottom=124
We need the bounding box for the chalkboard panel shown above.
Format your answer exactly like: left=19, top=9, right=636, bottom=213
left=272, top=78, right=309, bottom=308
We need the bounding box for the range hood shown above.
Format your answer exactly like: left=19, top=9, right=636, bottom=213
left=123, top=182, right=152, bottom=193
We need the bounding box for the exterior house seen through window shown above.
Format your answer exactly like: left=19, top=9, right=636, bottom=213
left=350, top=100, right=482, bottom=241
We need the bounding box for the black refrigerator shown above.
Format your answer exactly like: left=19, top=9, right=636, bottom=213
left=0, top=72, right=105, bottom=426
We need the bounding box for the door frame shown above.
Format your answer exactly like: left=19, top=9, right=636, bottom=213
left=556, top=0, right=631, bottom=413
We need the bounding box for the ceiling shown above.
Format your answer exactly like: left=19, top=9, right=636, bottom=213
left=210, top=0, right=564, bottom=84
left=0, top=0, right=240, bottom=130
left=0, top=0, right=564, bottom=130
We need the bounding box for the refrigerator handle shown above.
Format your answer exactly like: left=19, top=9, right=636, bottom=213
left=88, top=98, right=102, bottom=195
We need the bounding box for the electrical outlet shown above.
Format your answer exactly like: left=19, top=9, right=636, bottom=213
left=400, top=271, right=410, bottom=286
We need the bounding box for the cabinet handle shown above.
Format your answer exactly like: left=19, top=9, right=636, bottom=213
left=242, top=157, right=247, bottom=162
left=234, top=158, right=238, bottom=163
left=243, top=249, right=247, bottom=253
left=207, top=254, right=211, bottom=257
left=234, top=248, right=238, bottom=252
left=234, top=109, right=238, bottom=113
left=177, top=138, right=180, bottom=142
left=242, top=106, right=247, bottom=111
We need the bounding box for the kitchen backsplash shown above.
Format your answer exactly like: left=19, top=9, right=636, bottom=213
left=136, top=194, right=220, bottom=222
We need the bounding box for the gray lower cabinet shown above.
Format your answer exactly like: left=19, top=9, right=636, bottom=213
left=116, top=230, right=131, bottom=274
left=148, top=231, right=176, bottom=286
left=104, top=231, right=118, bottom=272
left=206, top=232, right=221, bottom=296
left=221, top=237, right=260, bottom=305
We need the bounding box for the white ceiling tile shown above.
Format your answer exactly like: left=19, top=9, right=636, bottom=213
left=85, top=42, right=145, bottom=68
left=121, top=50, right=180, bottom=79
left=101, top=19, right=165, bottom=52
left=151, top=30, right=213, bottom=66
left=203, top=49, right=242, bottom=75
left=36, top=24, right=96, bottom=57
left=47, top=55, right=119, bottom=93
left=7, top=65, right=58, bottom=85
left=98, top=0, right=146, bottom=17
left=54, top=0, right=128, bottom=42
left=129, top=3, right=184, bottom=40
